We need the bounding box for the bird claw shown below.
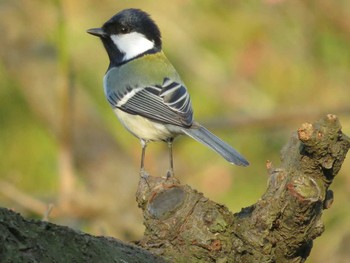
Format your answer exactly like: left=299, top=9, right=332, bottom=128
left=166, top=169, right=174, bottom=179
left=140, top=169, right=149, bottom=179
left=140, top=169, right=150, bottom=188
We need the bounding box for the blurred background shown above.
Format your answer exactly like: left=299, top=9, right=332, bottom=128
left=1, top=0, right=350, bottom=262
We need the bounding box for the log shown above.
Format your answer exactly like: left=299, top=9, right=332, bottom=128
left=0, top=208, right=164, bottom=262
left=136, top=114, right=350, bottom=262
left=0, top=114, right=349, bottom=262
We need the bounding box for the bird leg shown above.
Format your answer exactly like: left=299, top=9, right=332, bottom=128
left=166, top=138, right=174, bottom=178
left=140, top=139, right=149, bottom=179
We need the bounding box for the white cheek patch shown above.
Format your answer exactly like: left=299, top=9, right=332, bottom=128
left=110, top=32, right=155, bottom=61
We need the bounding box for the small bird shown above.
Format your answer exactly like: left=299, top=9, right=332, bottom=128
left=87, top=8, right=249, bottom=177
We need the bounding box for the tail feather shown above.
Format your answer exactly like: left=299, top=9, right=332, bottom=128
left=181, top=125, right=249, bottom=166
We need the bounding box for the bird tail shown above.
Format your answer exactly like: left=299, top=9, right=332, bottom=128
left=181, top=125, right=249, bottom=166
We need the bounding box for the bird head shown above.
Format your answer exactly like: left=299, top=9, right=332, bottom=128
left=87, top=8, right=162, bottom=66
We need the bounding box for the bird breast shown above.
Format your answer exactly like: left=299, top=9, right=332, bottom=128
left=114, top=108, right=175, bottom=142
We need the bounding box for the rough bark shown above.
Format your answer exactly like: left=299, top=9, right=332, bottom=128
left=0, top=208, right=164, bottom=263
left=0, top=114, right=349, bottom=262
left=136, top=114, right=350, bottom=262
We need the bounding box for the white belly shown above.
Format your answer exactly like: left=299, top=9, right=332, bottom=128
left=114, top=109, right=174, bottom=142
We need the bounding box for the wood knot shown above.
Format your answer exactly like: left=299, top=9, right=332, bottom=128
left=287, top=176, right=320, bottom=202
left=298, top=123, right=314, bottom=142
left=266, top=160, right=273, bottom=172
left=326, top=114, right=337, bottom=122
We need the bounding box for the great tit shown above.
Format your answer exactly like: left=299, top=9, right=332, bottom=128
left=87, top=8, right=249, bottom=177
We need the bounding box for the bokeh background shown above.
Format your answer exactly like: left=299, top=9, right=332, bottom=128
left=1, top=0, right=350, bottom=262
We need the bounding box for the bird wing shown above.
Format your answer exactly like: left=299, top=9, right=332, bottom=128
left=106, top=78, right=193, bottom=127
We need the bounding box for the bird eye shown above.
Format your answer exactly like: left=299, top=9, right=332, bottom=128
left=120, top=27, right=129, bottom=34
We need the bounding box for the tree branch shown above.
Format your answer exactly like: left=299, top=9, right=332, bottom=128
left=0, top=208, right=164, bottom=262
left=0, top=115, right=349, bottom=262
left=136, top=114, right=349, bottom=262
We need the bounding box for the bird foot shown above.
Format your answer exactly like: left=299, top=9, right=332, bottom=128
left=140, top=169, right=150, bottom=188
left=140, top=169, right=149, bottom=179
left=165, top=169, right=174, bottom=179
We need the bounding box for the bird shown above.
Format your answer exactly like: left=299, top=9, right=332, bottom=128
left=87, top=8, right=249, bottom=178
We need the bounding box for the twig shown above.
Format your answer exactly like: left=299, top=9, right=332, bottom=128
left=0, top=180, right=48, bottom=215
left=203, top=107, right=350, bottom=131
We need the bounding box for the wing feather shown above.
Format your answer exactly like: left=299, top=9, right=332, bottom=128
left=106, top=78, right=193, bottom=127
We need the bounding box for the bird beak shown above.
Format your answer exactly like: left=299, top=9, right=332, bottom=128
left=87, top=28, right=107, bottom=38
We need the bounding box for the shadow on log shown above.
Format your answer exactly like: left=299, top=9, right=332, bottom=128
left=0, top=115, right=349, bottom=262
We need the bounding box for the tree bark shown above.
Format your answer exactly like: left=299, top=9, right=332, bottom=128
left=1, top=114, right=349, bottom=262
left=0, top=208, right=164, bottom=263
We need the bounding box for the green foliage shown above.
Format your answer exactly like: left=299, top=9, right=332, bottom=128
left=0, top=67, right=58, bottom=195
